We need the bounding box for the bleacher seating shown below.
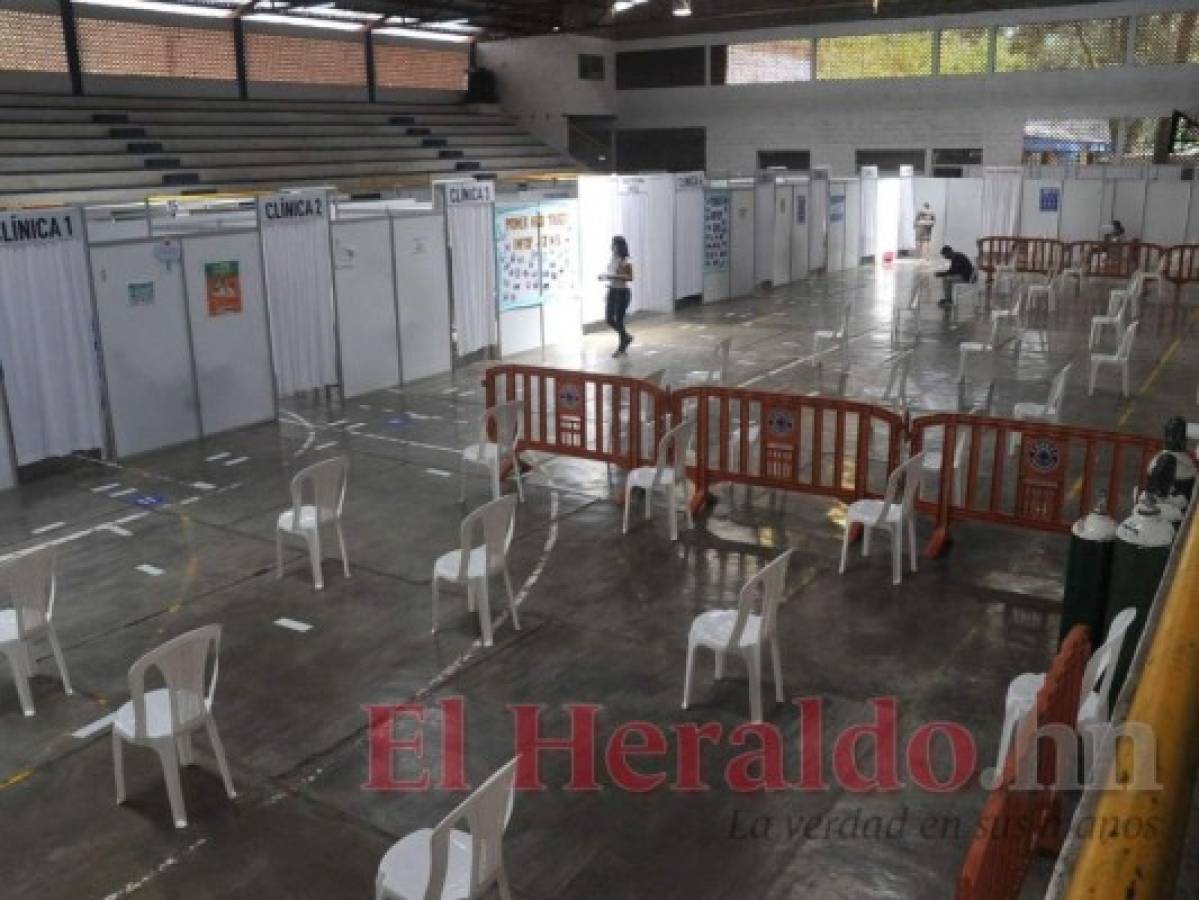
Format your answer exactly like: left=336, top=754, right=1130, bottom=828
left=0, top=93, right=575, bottom=204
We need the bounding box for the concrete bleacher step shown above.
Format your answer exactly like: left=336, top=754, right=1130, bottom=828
left=0, top=92, right=499, bottom=116
left=0, top=133, right=546, bottom=155
left=0, top=122, right=525, bottom=138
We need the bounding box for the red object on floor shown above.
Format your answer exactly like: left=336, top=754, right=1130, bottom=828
left=883, top=251, right=895, bottom=266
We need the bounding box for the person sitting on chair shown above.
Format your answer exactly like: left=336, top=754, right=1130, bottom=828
left=934, top=245, right=975, bottom=307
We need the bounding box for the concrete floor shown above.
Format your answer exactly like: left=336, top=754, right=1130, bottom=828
left=1, top=262, right=1196, bottom=899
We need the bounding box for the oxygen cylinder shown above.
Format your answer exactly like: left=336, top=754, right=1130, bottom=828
left=1059, top=497, right=1117, bottom=646
left=1104, top=494, right=1176, bottom=701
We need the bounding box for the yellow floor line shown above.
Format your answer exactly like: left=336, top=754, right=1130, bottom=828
left=0, top=768, right=33, bottom=791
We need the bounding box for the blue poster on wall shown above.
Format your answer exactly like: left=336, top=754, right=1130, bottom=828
left=1039, top=187, right=1060, bottom=213
left=704, top=191, right=730, bottom=273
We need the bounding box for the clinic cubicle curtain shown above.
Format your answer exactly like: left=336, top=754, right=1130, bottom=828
left=983, top=168, right=1024, bottom=238
left=448, top=203, right=497, bottom=355
left=0, top=219, right=105, bottom=465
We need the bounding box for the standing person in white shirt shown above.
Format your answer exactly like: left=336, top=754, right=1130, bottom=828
left=600, top=235, right=635, bottom=357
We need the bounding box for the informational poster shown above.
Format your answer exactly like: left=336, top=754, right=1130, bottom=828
left=704, top=191, right=731, bottom=273
left=796, top=195, right=807, bottom=224
left=494, top=200, right=578, bottom=311
left=127, top=281, right=154, bottom=307
left=1039, top=187, right=1061, bottom=213
left=204, top=260, right=243, bottom=316
left=829, top=195, right=846, bottom=223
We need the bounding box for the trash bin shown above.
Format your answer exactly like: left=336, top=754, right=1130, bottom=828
left=1059, top=499, right=1116, bottom=647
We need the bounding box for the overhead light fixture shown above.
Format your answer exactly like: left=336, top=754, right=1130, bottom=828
left=244, top=11, right=365, bottom=29
left=612, top=0, right=647, bottom=13
left=71, top=0, right=236, bottom=17
left=372, top=25, right=474, bottom=42
left=672, top=0, right=691, bottom=16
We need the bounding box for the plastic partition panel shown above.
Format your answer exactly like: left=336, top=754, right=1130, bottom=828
left=182, top=232, right=275, bottom=436
left=1113, top=180, right=1148, bottom=238
left=0, top=388, right=14, bottom=489
left=577, top=175, right=619, bottom=324
left=703, top=190, right=732, bottom=303
left=1061, top=179, right=1103, bottom=242
left=91, top=242, right=199, bottom=457
left=944, top=178, right=984, bottom=256
left=844, top=180, right=861, bottom=266
left=674, top=187, right=704, bottom=299
left=755, top=180, right=775, bottom=285
left=394, top=215, right=452, bottom=383
left=332, top=218, right=400, bottom=398
left=88, top=219, right=150, bottom=242
left=772, top=183, right=793, bottom=286
left=499, top=306, right=542, bottom=356
left=730, top=188, right=756, bottom=298
left=808, top=179, right=828, bottom=271
left=827, top=183, right=847, bottom=271
left=790, top=183, right=810, bottom=281
left=911, top=179, right=947, bottom=256
left=1189, top=183, right=1199, bottom=242
left=859, top=173, right=878, bottom=260
left=1020, top=179, right=1063, bottom=239
left=1142, top=180, right=1191, bottom=246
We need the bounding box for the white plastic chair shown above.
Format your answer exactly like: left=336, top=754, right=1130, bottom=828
left=1088, top=291, right=1127, bottom=351
left=709, top=338, right=732, bottom=385
left=1060, top=248, right=1086, bottom=297
left=432, top=495, right=520, bottom=648
left=840, top=452, right=926, bottom=586
left=994, top=251, right=1021, bottom=300
left=682, top=549, right=793, bottom=722
left=376, top=758, right=517, bottom=900
left=276, top=456, right=350, bottom=591
left=1088, top=321, right=1138, bottom=398
left=881, top=349, right=916, bottom=408
left=956, top=316, right=1004, bottom=383
left=813, top=303, right=851, bottom=370
left=460, top=401, right=524, bottom=503
left=111, top=624, right=236, bottom=828
left=623, top=418, right=695, bottom=542
left=892, top=277, right=923, bottom=338
left=991, top=608, right=1136, bottom=784
left=951, top=263, right=984, bottom=313
left=920, top=431, right=969, bottom=507
left=1009, top=363, right=1072, bottom=454
left=1025, top=266, right=1059, bottom=317
left=1135, top=258, right=1167, bottom=308
left=0, top=548, right=72, bottom=717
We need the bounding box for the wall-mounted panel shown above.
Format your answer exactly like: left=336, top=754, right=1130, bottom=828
left=771, top=183, right=793, bottom=286
left=332, top=218, right=401, bottom=398
left=1142, top=180, right=1191, bottom=247
left=394, top=215, right=452, bottom=383
left=1060, top=179, right=1103, bottom=242
left=91, top=241, right=199, bottom=457
left=500, top=306, right=542, bottom=357
left=843, top=179, right=862, bottom=265
left=790, top=183, right=810, bottom=280
left=943, top=178, right=984, bottom=257
left=1112, top=179, right=1148, bottom=239
left=754, top=179, right=774, bottom=285
left=808, top=177, right=829, bottom=271
left=182, top=232, right=275, bottom=435
left=729, top=188, right=756, bottom=298
left=615, top=46, right=704, bottom=90
left=1019, top=179, right=1062, bottom=239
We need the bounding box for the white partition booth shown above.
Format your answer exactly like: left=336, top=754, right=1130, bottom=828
left=394, top=213, right=453, bottom=382
left=332, top=215, right=401, bottom=398
left=436, top=179, right=498, bottom=358
left=702, top=177, right=756, bottom=303
left=859, top=166, right=879, bottom=262
left=808, top=168, right=830, bottom=273
left=673, top=172, right=704, bottom=302
left=827, top=177, right=862, bottom=272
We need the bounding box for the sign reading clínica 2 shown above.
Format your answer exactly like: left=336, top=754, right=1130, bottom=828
left=0, top=208, right=82, bottom=246
left=257, top=191, right=327, bottom=226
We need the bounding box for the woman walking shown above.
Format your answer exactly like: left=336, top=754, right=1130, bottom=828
left=601, top=235, right=634, bottom=357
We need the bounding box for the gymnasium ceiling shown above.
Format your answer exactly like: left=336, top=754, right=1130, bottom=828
left=240, top=0, right=1116, bottom=40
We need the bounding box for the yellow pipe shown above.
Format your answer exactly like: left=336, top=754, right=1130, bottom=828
left=1063, top=511, right=1199, bottom=898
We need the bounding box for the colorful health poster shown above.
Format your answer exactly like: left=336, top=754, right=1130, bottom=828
left=704, top=192, right=730, bottom=273
left=536, top=199, right=578, bottom=303
left=494, top=200, right=579, bottom=311
left=204, top=260, right=243, bottom=316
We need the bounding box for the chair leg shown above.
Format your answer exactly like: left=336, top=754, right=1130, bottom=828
left=1088, top=361, right=1099, bottom=396
left=458, top=455, right=468, bottom=503
left=205, top=717, right=237, bottom=799
left=7, top=650, right=34, bottom=716
left=907, top=517, right=918, bottom=573
left=177, top=733, right=194, bottom=766
left=155, top=740, right=188, bottom=828
left=714, top=650, right=725, bottom=679
left=336, top=523, right=351, bottom=579
left=668, top=484, right=679, bottom=542
left=682, top=642, right=698, bottom=709
left=622, top=480, right=634, bottom=534
left=476, top=577, right=494, bottom=648
left=503, top=565, right=520, bottom=631
left=838, top=523, right=851, bottom=575
left=306, top=529, right=324, bottom=591
left=891, top=526, right=902, bottom=585
left=746, top=647, right=763, bottom=723
left=112, top=729, right=126, bottom=804
left=770, top=636, right=784, bottom=704
left=1121, top=363, right=1130, bottom=398
left=496, top=866, right=514, bottom=900
left=275, top=529, right=284, bottom=579
left=512, top=452, right=524, bottom=502
left=47, top=625, right=73, bottom=695
left=430, top=574, right=441, bottom=634
left=862, top=524, right=872, bottom=557
left=490, top=461, right=501, bottom=501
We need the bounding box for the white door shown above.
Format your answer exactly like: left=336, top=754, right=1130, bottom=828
left=808, top=178, right=829, bottom=271
left=772, top=183, right=793, bottom=286
left=730, top=188, right=756, bottom=298
left=395, top=215, right=452, bottom=383
left=790, top=183, right=810, bottom=281
left=754, top=179, right=775, bottom=286
left=333, top=218, right=401, bottom=397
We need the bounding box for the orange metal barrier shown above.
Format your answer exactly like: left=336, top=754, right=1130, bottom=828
left=976, top=237, right=1062, bottom=276
left=1065, top=240, right=1162, bottom=283
left=956, top=625, right=1092, bottom=900
left=483, top=364, right=670, bottom=472
left=1161, top=242, right=1199, bottom=296
left=910, top=414, right=1160, bottom=557
left=672, top=385, right=907, bottom=509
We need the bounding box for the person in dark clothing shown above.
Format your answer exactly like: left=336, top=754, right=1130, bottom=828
left=600, top=235, right=634, bottom=357
left=935, top=245, right=975, bottom=306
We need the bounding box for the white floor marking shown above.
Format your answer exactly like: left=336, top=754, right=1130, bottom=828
left=205, top=452, right=231, bottom=462
left=223, top=456, right=249, bottom=467
left=274, top=617, right=313, bottom=633
left=424, top=467, right=453, bottom=478
left=114, top=512, right=150, bottom=525
left=358, top=404, right=371, bottom=410
left=30, top=522, right=65, bottom=535
left=91, top=483, right=120, bottom=493
left=327, top=419, right=349, bottom=427
left=135, top=564, right=164, bottom=577
left=72, top=712, right=117, bottom=739
left=97, top=524, right=133, bottom=537
left=178, top=496, right=200, bottom=506
left=314, top=441, right=338, bottom=452
left=102, top=838, right=208, bottom=900
left=192, top=481, right=217, bottom=491
left=109, top=488, right=137, bottom=498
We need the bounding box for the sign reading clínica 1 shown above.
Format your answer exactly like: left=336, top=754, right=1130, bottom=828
left=445, top=180, right=495, bottom=207
left=0, top=208, right=81, bottom=246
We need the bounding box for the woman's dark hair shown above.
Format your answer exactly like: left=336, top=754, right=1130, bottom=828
left=1112, top=219, right=1124, bottom=231
left=612, top=235, right=630, bottom=259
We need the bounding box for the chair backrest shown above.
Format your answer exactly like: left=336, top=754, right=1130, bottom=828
left=984, top=316, right=1003, bottom=348
left=1105, top=289, right=1126, bottom=318
left=709, top=339, right=732, bottom=385
left=1078, top=607, right=1137, bottom=722
left=424, top=758, right=518, bottom=900
left=877, top=452, right=926, bottom=524
left=1127, top=271, right=1144, bottom=297
left=1116, top=321, right=1138, bottom=360
left=643, top=369, right=667, bottom=388
left=127, top=624, right=220, bottom=739
left=837, top=302, right=852, bottom=337
left=458, top=495, right=518, bottom=579
left=481, top=401, right=524, bottom=454
left=726, top=549, right=793, bottom=650
left=0, top=548, right=55, bottom=640
left=654, top=417, right=695, bottom=487
left=291, top=456, right=348, bottom=523
left=907, top=277, right=923, bottom=310
left=1044, top=363, right=1072, bottom=417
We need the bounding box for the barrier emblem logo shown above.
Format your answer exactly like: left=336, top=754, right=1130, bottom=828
left=1026, top=438, right=1061, bottom=475
left=557, top=383, right=583, bottom=412
left=765, top=407, right=797, bottom=441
